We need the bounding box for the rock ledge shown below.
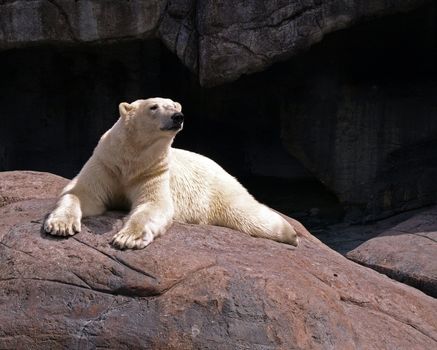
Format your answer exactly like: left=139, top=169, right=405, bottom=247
left=0, top=171, right=436, bottom=349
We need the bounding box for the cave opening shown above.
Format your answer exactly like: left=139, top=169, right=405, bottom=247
left=1, top=2, right=436, bottom=234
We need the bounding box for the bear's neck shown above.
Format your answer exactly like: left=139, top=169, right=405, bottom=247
left=98, top=121, right=174, bottom=178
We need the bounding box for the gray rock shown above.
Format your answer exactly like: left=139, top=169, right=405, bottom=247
left=0, top=0, right=162, bottom=48
left=194, top=0, right=430, bottom=85
left=280, top=65, right=437, bottom=220
left=0, top=0, right=431, bottom=86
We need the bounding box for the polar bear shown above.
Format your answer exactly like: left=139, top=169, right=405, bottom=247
left=44, top=98, right=298, bottom=249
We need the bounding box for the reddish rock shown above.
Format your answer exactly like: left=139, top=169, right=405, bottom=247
left=0, top=172, right=436, bottom=349
left=347, top=206, right=437, bottom=298
left=0, top=171, right=67, bottom=207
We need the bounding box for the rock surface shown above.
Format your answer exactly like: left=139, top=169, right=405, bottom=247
left=281, top=86, right=437, bottom=221
left=279, top=3, right=437, bottom=220
left=0, top=171, right=436, bottom=349
left=347, top=206, right=437, bottom=298
left=0, top=171, right=67, bottom=207
left=192, top=0, right=430, bottom=85
left=0, top=0, right=162, bottom=48
left=0, top=0, right=431, bottom=86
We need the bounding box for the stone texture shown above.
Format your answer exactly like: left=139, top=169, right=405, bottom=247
left=0, top=0, right=431, bottom=86
left=0, top=171, right=436, bottom=349
left=0, top=0, right=163, bottom=48
left=0, top=171, right=67, bottom=207
left=347, top=206, right=437, bottom=298
left=279, top=3, right=437, bottom=220
left=193, top=0, right=430, bottom=85
left=281, top=83, right=437, bottom=220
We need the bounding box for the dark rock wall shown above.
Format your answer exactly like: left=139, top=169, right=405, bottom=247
left=280, top=4, right=437, bottom=220
left=0, top=2, right=436, bottom=224
left=1, top=0, right=429, bottom=86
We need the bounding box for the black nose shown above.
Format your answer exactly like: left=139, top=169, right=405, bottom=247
left=171, top=112, right=184, bottom=123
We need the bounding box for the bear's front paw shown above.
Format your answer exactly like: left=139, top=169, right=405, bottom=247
left=111, top=229, right=154, bottom=250
left=44, top=212, right=81, bottom=237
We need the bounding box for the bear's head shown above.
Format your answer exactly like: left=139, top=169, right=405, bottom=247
left=118, top=98, right=184, bottom=138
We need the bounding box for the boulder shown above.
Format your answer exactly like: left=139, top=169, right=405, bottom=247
left=347, top=206, right=437, bottom=298
left=0, top=0, right=431, bottom=86
left=0, top=171, right=436, bottom=349
left=0, top=171, right=67, bottom=207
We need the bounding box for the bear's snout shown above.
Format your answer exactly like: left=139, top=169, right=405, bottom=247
left=171, top=112, right=184, bottom=124
left=161, top=112, right=184, bottom=132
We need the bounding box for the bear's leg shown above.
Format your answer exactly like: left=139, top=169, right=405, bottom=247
left=253, top=205, right=299, bottom=246
left=44, top=190, right=106, bottom=236
left=44, top=162, right=109, bottom=237
left=111, top=202, right=173, bottom=249
left=44, top=193, right=83, bottom=236
left=219, top=199, right=299, bottom=246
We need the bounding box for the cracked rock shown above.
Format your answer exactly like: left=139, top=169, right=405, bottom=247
left=0, top=171, right=436, bottom=348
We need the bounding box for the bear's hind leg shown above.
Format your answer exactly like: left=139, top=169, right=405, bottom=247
left=219, top=199, right=299, bottom=246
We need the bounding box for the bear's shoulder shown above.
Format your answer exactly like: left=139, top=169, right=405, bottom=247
left=170, top=148, right=228, bottom=177
left=171, top=148, right=218, bottom=166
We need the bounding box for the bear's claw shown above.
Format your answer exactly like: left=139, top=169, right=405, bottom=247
left=44, top=214, right=81, bottom=236
left=111, top=230, right=154, bottom=249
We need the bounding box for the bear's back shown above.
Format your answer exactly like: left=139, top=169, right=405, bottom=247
left=169, top=148, right=245, bottom=224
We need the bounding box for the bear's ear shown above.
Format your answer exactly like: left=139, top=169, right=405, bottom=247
left=175, top=102, right=182, bottom=112
left=119, top=102, right=134, bottom=117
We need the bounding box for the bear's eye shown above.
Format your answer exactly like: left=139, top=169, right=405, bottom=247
left=150, top=104, right=159, bottom=111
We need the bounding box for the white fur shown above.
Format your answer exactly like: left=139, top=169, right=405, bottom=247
left=44, top=98, right=298, bottom=249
